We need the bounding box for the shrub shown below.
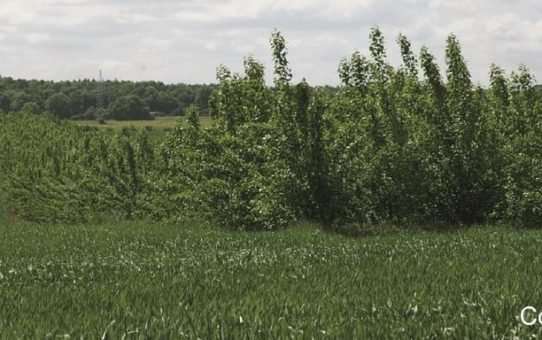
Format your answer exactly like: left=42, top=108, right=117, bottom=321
left=109, top=95, right=153, bottom=120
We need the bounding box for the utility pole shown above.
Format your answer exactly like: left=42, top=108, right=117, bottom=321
left=97, top=69, right=105, bottom=115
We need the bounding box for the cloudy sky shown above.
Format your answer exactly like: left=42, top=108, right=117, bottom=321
left=0, top=0, right=540, bottom=85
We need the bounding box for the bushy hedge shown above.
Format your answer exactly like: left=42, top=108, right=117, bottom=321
left=1, top=27, right=542, bottom=229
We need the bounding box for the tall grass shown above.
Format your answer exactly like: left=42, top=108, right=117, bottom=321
left=0, top=221, right=541, bottom=338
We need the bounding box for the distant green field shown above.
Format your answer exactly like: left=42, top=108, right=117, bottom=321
left=1, top=221, right=541, bottom=338
left=74, top=116, right=213, bottom=130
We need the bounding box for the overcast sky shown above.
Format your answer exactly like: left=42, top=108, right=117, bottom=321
left=0, top=0, right=540, bottom=85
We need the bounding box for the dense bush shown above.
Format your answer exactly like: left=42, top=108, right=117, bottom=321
left=45, top=93, right=71, bottom=118
left=1, top=27, right=541, bottom=229
left=109, top=95, right=153, bottom=120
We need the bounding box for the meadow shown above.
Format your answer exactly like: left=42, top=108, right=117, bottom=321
left=73, top=116, right=213, bottom=131
left=0, top=220, right=540, bottom=338
left=73, top=116, right=212, bottom=143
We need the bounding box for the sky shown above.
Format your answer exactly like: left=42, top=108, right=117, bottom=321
left=0, top=0, right=540, bottom=85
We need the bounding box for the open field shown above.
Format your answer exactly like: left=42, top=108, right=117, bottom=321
left=1, top=221, right=541, bottom=338
left=74, top=116, right=213, bottom=130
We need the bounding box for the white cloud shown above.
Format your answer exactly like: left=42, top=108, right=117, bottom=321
left=0, top=0, right=539, bottom=85
left=25, top=33, right=51, bottom=44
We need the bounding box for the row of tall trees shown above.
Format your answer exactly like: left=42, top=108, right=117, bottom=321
left=0, top=77, right=216, bottom=120
left=1, top=28, right=542, bottom=230
left=195, top=27, right=542, bottom=229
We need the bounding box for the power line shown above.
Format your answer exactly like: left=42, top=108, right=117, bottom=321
left=97, top=69, right=105, bottom=113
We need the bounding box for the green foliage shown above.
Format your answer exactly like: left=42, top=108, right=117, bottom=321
left=0, top=113, right=194, bottom=223
left=420, top=46, right=446, bottom=110
left=21, top=101, right=40, bottom=114
left=11, top=92, right=34, bottom=112
left=505, top=135, right=542, bottom=227
left=45, top=93, right=71, bottom=118
left=185, top=105, right=201, bottom=129
left=339, top=51, right=370, bottom=91
left=109, top=95, right=152, bottom=120
left=1, top=28, right=542, bottom=229
left=499, top=65, right=542, bottom=227
left=0, top=92, right=10, bottom=112
left=397, top=34, right=418, bottom=78
left=369, top=26, right=388, bottom=82
left=270, top=29, right=292, bottom=87
left=0, top=76, right=216, bottom=118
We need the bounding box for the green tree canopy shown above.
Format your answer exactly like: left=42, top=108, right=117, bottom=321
left=45, top=93, right=71, bottom=118
left=109, top=95, right=152, bottom=120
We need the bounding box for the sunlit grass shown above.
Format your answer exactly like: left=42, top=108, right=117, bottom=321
left=74, top=116, right=213, bottom=130
left=0, top=221, right=541, bottom=338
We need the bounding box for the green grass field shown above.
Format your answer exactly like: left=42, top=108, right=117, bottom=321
left=74, top=116, right=213, bottom=130
left=1, top=220, right=541, bottom=338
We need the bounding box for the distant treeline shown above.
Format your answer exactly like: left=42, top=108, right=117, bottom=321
left=0, top=76, right=217, bottom=120
left=0, top=76, right=341, bottom=121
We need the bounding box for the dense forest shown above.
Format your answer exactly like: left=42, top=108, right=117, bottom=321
left=0, top=76, right=217, bottom=120
left=1, top=27, right=542, bottom=231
